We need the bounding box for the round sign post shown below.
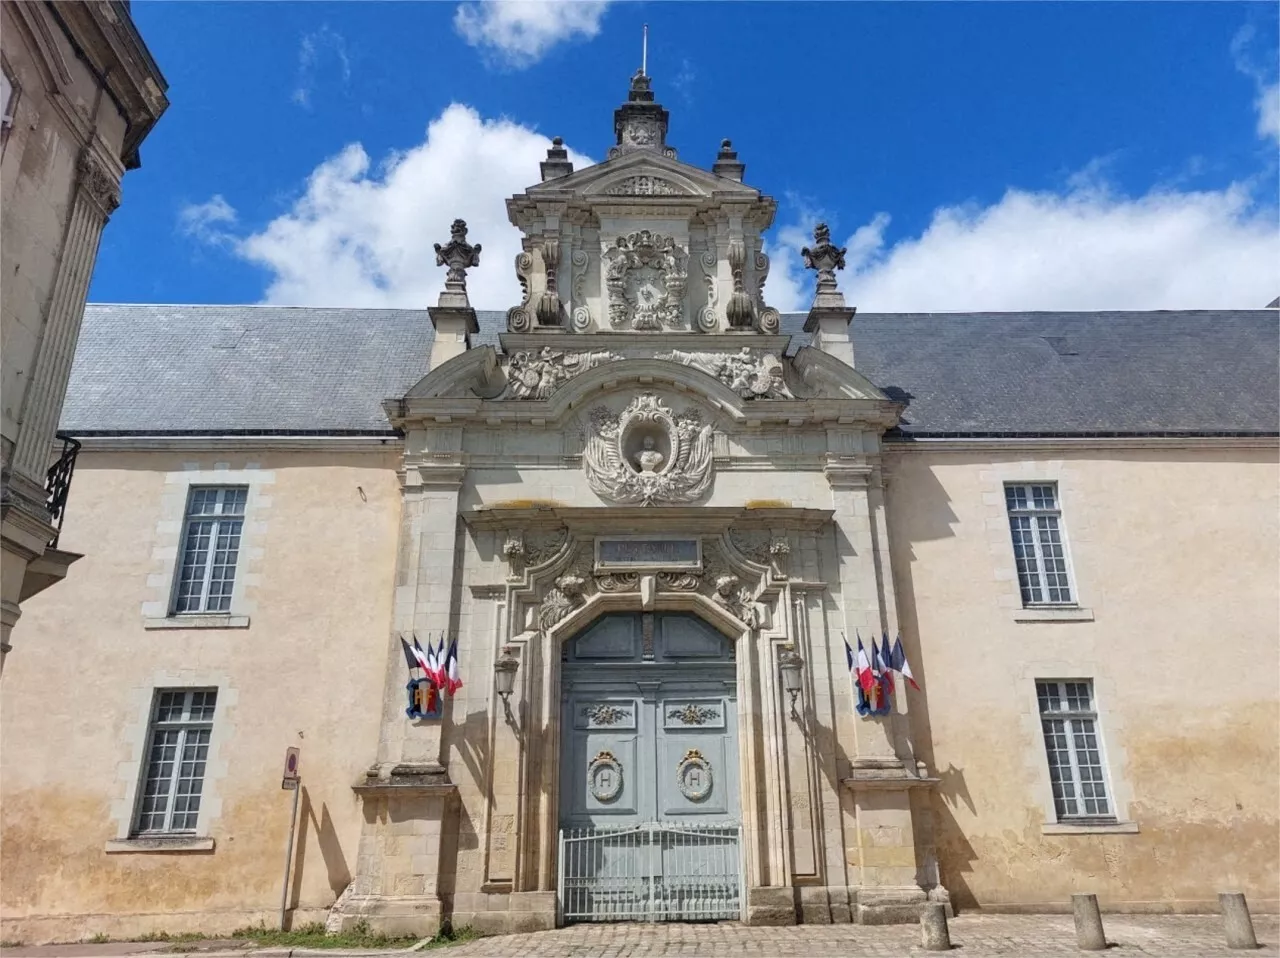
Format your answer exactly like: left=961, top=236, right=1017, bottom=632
left=279, top=747, right=301, bottom=930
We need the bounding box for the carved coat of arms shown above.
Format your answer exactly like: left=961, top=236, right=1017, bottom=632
left=584, top=394, right=714, bottom=505
left=602, top=231, right=689, bottom=330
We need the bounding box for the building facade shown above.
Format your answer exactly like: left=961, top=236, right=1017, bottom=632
left=0, top=0, right=168, bottom=671
left=1, top=74, right=1277, bottom=944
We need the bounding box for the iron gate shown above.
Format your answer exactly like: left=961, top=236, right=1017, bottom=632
left=557, top=822, right=743, bottom=923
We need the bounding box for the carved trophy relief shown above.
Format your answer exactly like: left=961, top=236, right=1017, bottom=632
left=583, top=394, right=715, bottom=505
left=659, top=348, right=795, bottom=400
left=726, top=242, right=754, bottom=328
left=503, top=347, right=620, bottom=400
left=602, top=231, right=690, bottom=331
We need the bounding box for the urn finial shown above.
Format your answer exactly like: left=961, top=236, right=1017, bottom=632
left=433, top=218, right=481, bottom=308
left=801, top=223, right=847, bottom=298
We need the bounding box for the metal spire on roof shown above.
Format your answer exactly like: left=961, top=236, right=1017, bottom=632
left=642, top=23, right=648, bottom=77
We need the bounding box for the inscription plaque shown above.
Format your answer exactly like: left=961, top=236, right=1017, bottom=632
left=596, top=537, right=701, bottom=571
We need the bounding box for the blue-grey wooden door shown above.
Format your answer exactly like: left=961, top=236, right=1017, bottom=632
left=558, top=613, right=741, bottom=922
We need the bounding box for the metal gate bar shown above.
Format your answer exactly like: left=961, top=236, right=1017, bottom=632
left=558, top=822, right=742, bottom=924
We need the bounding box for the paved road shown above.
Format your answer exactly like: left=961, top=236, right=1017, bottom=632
left=443, top=914, right=1278, bottom=957
left=4, top=914, right=1277, bottom=958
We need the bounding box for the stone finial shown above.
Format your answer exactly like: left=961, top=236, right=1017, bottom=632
left=711, top=139, right=745, bottom=181
left=801, top=223, right=847, bottom=300
left=540, top=136, right=574, bottom=182
left=433, top=219, right=481, bottom=308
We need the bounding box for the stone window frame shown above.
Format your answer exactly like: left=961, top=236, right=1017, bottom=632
left=978, top=460, right=1095, bottom=623
left=106, top=670, right=238, bottom=853
left=1017, top=660, right=1138, bottom=835
left=142, top=463, right=273, bottom=630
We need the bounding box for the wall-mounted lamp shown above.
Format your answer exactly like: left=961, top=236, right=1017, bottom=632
left=778, top=646, right=805, bottom=721
left=494, top=646, right=520, bottom=723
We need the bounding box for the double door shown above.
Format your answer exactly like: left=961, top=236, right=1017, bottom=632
left=557, top=613, right=741, bottom=922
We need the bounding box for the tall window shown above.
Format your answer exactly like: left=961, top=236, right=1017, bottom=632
left=134, top=689, right=218, bottom=834
left=1037, top=680, right=1111, bottom=821
left=1005, top=483, right=1074, bottom=605
left=174, top=486, right=247, bottom=613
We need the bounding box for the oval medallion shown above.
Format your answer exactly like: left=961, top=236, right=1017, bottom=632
left=588, top=750, right=623, bottom=803
left=676, top=748, right=713, bottom=802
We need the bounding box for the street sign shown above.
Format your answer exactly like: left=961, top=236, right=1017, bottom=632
left=282, top=746, right=300, bottom=790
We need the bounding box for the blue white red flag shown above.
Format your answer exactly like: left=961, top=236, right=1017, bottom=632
left=890, top=635, right=920, bottom=690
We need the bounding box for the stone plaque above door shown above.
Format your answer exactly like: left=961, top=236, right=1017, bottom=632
left=596, top=536, right=701, bottom=571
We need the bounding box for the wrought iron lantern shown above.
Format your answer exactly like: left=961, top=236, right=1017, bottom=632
left=778, top=646, right=805, bottom=720
left=494, top=646, right=520, bottom=720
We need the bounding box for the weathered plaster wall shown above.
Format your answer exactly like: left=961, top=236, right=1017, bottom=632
left=0, top=449, right=402, bottom=943
left=886, top=444, right=1280, bottom=913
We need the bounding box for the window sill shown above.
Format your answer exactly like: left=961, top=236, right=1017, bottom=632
left=105, top=836, right=215, bottom=853
left=1014, top=606, right=1095, bottom=623
left=144, top=614, right=250, bottom=630
left=1041, top=820, right=1138, bottom=835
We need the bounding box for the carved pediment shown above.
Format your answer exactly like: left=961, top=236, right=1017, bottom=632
left=525, top=150, right=761, bottom=203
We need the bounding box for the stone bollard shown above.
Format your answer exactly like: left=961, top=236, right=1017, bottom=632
left=1072, top=894, right=1107, bottom=951
left=1220, top=892, right=1259, bottom=950
left=920, top=902, right=952, bottom=951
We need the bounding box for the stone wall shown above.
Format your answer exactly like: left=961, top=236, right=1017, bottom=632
left=0, top=449, right=400, bottom=944
left=886, top=442, right=1280, bottom=913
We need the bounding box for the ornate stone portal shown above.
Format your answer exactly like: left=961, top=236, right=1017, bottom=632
left=341, top=65, right=942, bottom=941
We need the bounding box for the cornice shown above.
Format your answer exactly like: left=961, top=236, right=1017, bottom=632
left=884, top=434, right=1280, bottom=453
left=47, top=1, right=169, bottom=163
left=70, top=435, right=401, bottom=454
left=460, top=504, right=834, bottom=533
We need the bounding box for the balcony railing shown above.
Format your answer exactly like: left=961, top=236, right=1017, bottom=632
left=45, top=433, right=80, bottom=548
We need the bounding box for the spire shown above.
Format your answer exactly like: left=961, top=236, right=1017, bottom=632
left=610, top=29, right=674, bottom=160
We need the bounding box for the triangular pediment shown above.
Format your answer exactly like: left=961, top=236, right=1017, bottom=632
left=527, top=150, right=762, bottom=200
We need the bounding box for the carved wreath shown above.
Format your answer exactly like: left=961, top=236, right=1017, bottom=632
left=583, top=394, right=714, bottom=506
left=676, top=749, right=713, bottom=803
left=602, top=231, right=689, bottom=331
left=588, top=750, right=623, bottom=803
left=586, top=704, right=627, bottom=726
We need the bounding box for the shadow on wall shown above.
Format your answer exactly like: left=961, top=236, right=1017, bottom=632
left=286, top=788, right=352, bottom=927
left=879, top=458, right=979, bottom=906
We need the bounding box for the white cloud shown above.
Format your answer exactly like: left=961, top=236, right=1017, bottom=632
left=454, top=0, right=611, bottom=69
left=1231, top=24, right=1280, bottom=148
left=177, top=195, right=237, bottom=246
left=293, top=25, right=351, bottom=109
left=1256, top=81, right=1280, bottom=147
left=219, top=104, right=591, bottom=310
left=767, top=175, right=1280, bottom=313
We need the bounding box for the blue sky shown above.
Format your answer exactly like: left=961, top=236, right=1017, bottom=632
left=91, top=1, right=1279, bottom=312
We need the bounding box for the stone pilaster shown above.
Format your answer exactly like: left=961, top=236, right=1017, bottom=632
left=336, top=440, right=466, bottom=937
left=10, top=152, right=118, bottom=485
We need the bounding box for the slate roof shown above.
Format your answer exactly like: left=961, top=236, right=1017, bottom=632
left=60, top=304, right=1279, bottom=437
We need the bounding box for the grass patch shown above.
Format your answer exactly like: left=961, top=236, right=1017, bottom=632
left=228, top=921, right=479, bottom=950
left=1, top=940, right=27, bottom=948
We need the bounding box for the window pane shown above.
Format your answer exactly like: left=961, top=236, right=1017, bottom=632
left=134, top=689, right=217, bottom=836
left=1005, top=485, right=1029, bottom=510
left=1009, top=516, right=1043, bottom=603
left=1038, top=681, right=1112, bottom=821
left=174, top=519, right=214, bottom=612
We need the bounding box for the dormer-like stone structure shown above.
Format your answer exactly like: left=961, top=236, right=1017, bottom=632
left=505, top=70, right=780, bottom=336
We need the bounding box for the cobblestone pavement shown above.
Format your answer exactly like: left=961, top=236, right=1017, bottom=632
left=444, top=914, right=1280, bottom=958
